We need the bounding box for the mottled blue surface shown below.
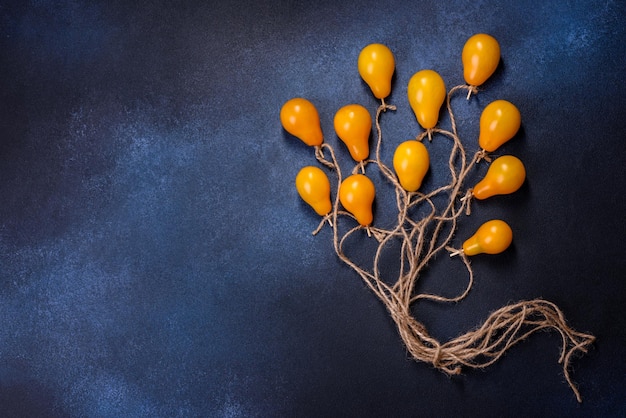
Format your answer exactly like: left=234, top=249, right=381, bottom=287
left=1, top=0, right=625, bottom=416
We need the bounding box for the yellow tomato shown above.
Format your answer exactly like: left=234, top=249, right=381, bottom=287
left=462, top=219, right=513, bottom=256
left=472, top=155, right=526, bottom=200
left=280, top=98, right=323, bottom=147
left=334, top=104, right=372, bottom=162
left=358, top=43, right=395, bottom=99
left=462, top=33, right=501, bottom=87
left=295, top=166, right=332, bottom=216
left=393, top=140, right=430, bottom=192
left=339, top=174, right=375, bottom=226
left=478, top=100, right=521, bottom=152
left=407, top=70, right=446, bottom=130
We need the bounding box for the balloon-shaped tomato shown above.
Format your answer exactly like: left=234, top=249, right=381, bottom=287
left=407, top=70, right=446, bottom=130
left=339, top=174, right=375, bottom=226
left=462, top=219, right=513, bottom=256
left=478, top=100, right=521, bottom=152
left=358, top=44, right=395, bottom=100
left=334, top=104, right=372, bottom=162
left=462, top=33, right=501, bottom=87
left=280, top=98, right=323, bottom=146
left=472, top=155, right=526, bottom=200
left=296, top=166, right=332, bottom=216
left=393, top=141, right=430, bottom=192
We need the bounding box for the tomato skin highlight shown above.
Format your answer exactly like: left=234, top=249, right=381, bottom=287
left=358, top=44, right=395, bottom=99
left=334, top=104, right=372, bottom=162
left=296, top=166, right=332, bottom=216
left=462, top=219, right=513, bottom=256
left=339, top=174, right=375, bottom=226
left=393, top=141, right=430, bottom=192
left=280, top=98, right=324, bottom=147
left=472, top=155, right=526, bottom=200
left=407, top=70, right=446, bottom=130
left=462, top=33, right=501, bottom=87
left=478, top=100, right=521, bottom=152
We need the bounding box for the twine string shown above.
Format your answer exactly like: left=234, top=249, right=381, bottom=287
left=308, top=86, right=594, bottom=402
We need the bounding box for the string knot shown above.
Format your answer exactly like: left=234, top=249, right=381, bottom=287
left=466, top=85, right=479, bottom=100
left=312, top=214, right=333, bottom=235
left=475, top=149, right=492, bottom=163
left=461, top=189, right=474, bottom=215
left=378, top=99, right=396, bottom=114
left=314, top=145, right=336, bottom=169
left=369, top=227, right=387, bottom=242
left=446, top=246, right=463, bottom=257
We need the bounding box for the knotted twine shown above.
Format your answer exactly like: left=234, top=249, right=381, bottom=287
left=312, top=85, right=595, bottom=402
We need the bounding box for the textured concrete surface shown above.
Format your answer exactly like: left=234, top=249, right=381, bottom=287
left=0, top=0, right=624, bottom=416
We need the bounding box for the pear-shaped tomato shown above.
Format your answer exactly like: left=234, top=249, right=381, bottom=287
left=462, top=34, right=501, bottom=87
left=339, top=174, right=375, bottom=226
left=393, top=141, right=430, bottom=192
left=296, top=166, right=332, bottom=216
left=472, top=155, right=525, bottom=200
left=407, top=70, right=446, bottom=130
left=358, top=44, right=395, bottom=100
left=280, top=98, right=323, bottom=146
left=462, top=220, right=513, bottom=256
left=478, top=100, right=521, bottom=152
left=334, top=104, right=372, bottom=162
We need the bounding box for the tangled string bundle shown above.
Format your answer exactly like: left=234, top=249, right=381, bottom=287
left=284, top=40, right=595, bottom=402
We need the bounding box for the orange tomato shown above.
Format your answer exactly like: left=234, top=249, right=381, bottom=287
left=472, top=155, right=526, bottom=200
left=407, top=70, right=446, bottom=130
left=339, top=174, right=375, bottom=226
left=296, top=166, right=332, bottom=216
left=393, top=141, right=430, bottom=192
left=462, top=219, right=513, bottom=256
left=358, top=44, right=395, bottom=99
left=334, top=104, right=372, bottom=162
left=462, top=34, right=500, bottom=87
left=280, top=98, right=323, bottom=146
left=478, top=100, right=521, bottom=152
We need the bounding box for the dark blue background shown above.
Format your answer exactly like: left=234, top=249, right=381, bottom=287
left=1, top=0, right=625, bottom=416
